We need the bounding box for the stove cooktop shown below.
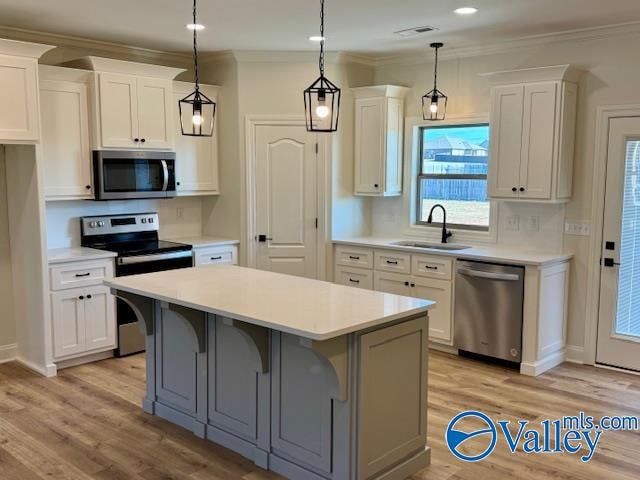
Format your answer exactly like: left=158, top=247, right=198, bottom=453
left=92, top=240, right=192, bottom=257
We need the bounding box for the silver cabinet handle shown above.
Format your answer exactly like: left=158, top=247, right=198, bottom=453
left=457, top=268, right=520, bottom=281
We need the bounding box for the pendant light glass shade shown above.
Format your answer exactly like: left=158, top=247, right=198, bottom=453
left=422, top=42, right=448, bottom=121
left=179, top=0, right=216, bottom=136
left=304, top=0, right=341, bottom=132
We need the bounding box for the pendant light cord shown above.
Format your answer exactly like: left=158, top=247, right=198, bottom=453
left=192, top=0, right=200, bottom=90
left=432, top=44, right=439, bottom=90
left=319, top=0, right=325, bottom=77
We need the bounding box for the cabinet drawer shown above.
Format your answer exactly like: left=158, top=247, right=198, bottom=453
left=411, top=254, right=453, bottom=280
left=335, top=245, right=373, bottom=269
left=374, top=249, right=411, bottom=274
left=335, top=266, right=373, bottom=290
left=195, top=246, right=238, bottom=266
left=50, top=260, right=114, bottom=291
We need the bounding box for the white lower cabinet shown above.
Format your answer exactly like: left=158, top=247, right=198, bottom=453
left=194, top=245, right=238, bottom=267
left=334, top=266, right=373, bottom=290
left=335, top=246, right=454, bottom=345
left=49, top=259, right=116, bottom=362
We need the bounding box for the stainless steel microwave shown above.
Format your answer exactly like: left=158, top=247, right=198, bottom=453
left=92, top=150, right=176, bottom=200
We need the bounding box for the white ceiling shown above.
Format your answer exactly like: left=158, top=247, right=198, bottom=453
left=1, top=0, right=640, bottom=57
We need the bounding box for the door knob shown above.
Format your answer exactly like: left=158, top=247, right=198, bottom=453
left=256, top=234, right=273, bottom=242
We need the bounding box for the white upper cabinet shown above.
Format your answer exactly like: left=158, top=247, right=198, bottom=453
left=484, top=65, right=580, bottom=202
left=97, top=73, right=173, bottom=149
left=39, top=66, right=92, bottom=200
left=173, top=81, right=220, bottom=195
left=353, top=85, right=409, bottom=196
left=63, top=57, right=185, bottom=150
left=0, top=39, right=54, bottom=143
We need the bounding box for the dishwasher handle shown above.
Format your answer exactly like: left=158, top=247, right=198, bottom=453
left=457, top=268, right=520, bottom=282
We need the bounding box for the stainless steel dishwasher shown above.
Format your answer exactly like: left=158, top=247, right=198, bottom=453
left=454, top=260, right=525, bottom=363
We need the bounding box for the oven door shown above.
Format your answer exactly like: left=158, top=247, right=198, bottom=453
left=115, top=250, right=193, bottom=356
left=93, top=151, right=176, bottom=200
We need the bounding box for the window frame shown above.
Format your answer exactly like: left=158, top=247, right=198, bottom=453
left=415, top=122, right=491, bottom=232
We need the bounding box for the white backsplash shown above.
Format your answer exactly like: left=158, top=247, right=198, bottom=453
left=496, top=202, right=566, bottom=253
left=45, top=197, right=203, bottom=249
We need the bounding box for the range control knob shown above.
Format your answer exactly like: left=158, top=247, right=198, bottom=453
left=141, top=218, right=147, bottom=224
left=148, top=217, right=154, bottom=223
left=89, top=221, right=97, bottom=228
left=97, top=221, right=105, bottom=227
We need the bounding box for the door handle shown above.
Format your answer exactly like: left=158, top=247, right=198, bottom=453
left=602, top=258, right=621, bottom=268
left=160, top=160, right=169, bottom=191
left=256, top=234, right=273, bottom=242
left=457, top=268, right=520, bottom=281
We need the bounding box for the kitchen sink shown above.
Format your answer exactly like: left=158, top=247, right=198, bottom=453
left=390, top=240, right=472, bottom=251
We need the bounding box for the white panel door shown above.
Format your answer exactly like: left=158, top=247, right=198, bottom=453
left=51, top=289, right=85, bottom=359
left=411, top=277, right=452, bottom=344
left=40, top=79, right=92, bottom=199
left=0, top=55, right=39, bottom=142
left=354, top=97, right=384, bottom=194
left=137, top=77, right=173, bottom=149
left=488, top=84, right=524, bottom=198
left=84, top=286, right=116, bottom=352
left=255, top=125, right=318, bottom=279
left=597, top=117, right=640, bottom=371
left=519, top=82, right=556, bottom=200
left=173, top=84, right=219, bottom=194
left=98, top=72, right=138, bottom=148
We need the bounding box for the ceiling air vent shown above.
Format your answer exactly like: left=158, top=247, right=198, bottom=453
left=394, top=26, right=438, bottom=38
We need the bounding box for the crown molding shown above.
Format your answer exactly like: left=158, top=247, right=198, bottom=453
left=372, top=20, right=640, bottom=67
left=0, top=25, right=192, bottom=66
left=0, top=37, right=54, bottom=58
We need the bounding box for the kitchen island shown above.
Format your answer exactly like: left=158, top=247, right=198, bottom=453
left=105, top=265, right=434, bottom=480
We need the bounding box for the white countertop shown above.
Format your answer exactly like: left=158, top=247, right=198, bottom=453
left=48, top=247, right=117, bottom=265
left=333, top=237, right=573, bottom=266
left=166, top=236, right=240, bottom=249
left=104, top=265, right=433, bottom=340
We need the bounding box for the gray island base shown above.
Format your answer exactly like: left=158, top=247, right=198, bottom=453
left=106, top=265, right=434, bottom=480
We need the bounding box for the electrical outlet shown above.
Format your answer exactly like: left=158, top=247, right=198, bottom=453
left=176, top=207, right=184, bottom=220
left=505, top=215, right=520, bottom=232
left=565, top=222, right=591, bottom=236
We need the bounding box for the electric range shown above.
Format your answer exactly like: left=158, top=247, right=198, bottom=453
left=80, top=212, right=194, bottom=355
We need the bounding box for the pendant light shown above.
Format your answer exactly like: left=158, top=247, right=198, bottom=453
left=179, top=0, right=216, bottom=137
left=422, top=42, right=447, bottom=121
left=304, top=0, right=341, bottom=132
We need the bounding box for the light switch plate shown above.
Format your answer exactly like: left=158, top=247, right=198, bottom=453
left=565, top=222, right=591, bottom=236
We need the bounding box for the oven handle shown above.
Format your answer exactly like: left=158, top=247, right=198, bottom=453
left=161, top=160, right=169, bottom=192
left=457, top=268, right=520, bottom=282
left=117, top=250, right=193, bottom=265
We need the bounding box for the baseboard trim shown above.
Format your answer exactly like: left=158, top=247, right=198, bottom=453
left=55, top=350, right=114, bottom=370
left=429, top=342, right=458, bottom=355
left=520, top=348, right=566, bottom=376
left=565, top=345, right=585, bottom=364
left=0, top=343, right=17, bottom=363
left=15, top=356, right=57, bottom=377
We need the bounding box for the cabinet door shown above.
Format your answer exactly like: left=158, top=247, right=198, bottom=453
left=519, top=82, right=556, bottom=200
left=137, top=77, right=173, bottom=150
left=173, top=85, right=219, bottom=194
left=84, top=286, right=116, bottom=352
left=51, top=289, right=86, bottom=359
left=354, top=97, right=385, bottom=194
left=488, top=84, right=524, bottom=198
left=98, top=73, right=138, bottom=148
left=374, top=271, right=411, bottom=296
left=40, top=80, right=92, bottom=200
left=0, top=55, right=39, bottom=142
left=411, top=277, right=453, bottom=344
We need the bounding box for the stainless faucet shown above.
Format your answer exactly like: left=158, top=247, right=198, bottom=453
left=427, top=204, right=453, bottom=244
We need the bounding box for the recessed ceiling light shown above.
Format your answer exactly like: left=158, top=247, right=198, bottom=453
left=454, top=7, right=478, bottom=15
left=187, top=23, right=205, bottom=31
left=309, top=35, right=326, bottom=42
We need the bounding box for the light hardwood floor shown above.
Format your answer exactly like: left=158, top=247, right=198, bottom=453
left=0, top=351, right=638, bottom=479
